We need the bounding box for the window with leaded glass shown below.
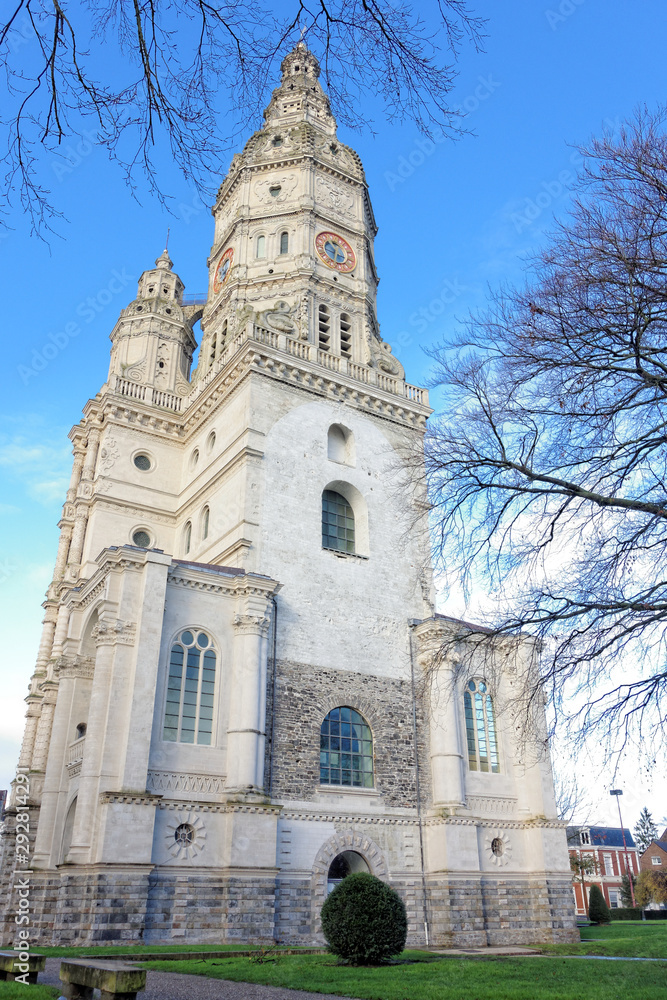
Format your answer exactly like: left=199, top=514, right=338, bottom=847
left=464, top=679, right=499, bottom=772
left=163, top=629, right=216, bottom=745
left=320, top=706, right=373, bottom=787
left=322, top=489, right=355, bottom=553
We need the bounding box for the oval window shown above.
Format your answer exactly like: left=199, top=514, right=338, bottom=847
left=134, top=454, right=152, bottom=471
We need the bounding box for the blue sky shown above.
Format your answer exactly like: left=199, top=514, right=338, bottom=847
left=2, top=1, right=666, bottom=827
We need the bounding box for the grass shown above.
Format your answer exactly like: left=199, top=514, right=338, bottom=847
left=34, top=942, right=272, bottom=957
left=0, top=985, right=59, bottom=1000
left=541, top=920, right=667, bottom=959
left=141, top=952, right=667, bottom=1000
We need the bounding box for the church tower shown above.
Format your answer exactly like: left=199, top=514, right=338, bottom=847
left=0, top=45, right=577, bottom=949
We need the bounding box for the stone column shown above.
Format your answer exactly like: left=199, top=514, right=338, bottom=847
left=30, top=683, right=58, bottom=775
left=413, top=620, right=465, bottom=809
left=35, top=604, right=59, bottom=670
left=68, top=632, right=115, bottom=862
left=52, top=523, right=74, bottom=582
left=32, top=666, right=81, bottom=867
left=66, top=509, right=89, bottom=571
left=80, top=427, right=101, bottom=482
left=226, top=614, right=271, bottom=791
left=17, top=699, right=41, bottom=771
left=66, top=446, right=86, bottom=502
left=51, top=603, right=71, bottom=660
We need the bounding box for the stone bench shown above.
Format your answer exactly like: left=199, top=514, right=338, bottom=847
left=59, top=959, right=147, bottom=1000
left=0, top=949, right=46, bottom=984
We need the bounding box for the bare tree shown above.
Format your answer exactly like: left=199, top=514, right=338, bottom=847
left=553, top=771, right=591, bottom=826
left=423, top=107, right=667, bottom=760
left=0, top=0, right=483, bottom=234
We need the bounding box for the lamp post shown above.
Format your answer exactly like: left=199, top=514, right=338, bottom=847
left=610, top=789, right=636, bottom=908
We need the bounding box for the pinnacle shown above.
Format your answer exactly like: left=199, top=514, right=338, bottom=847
left=155, top=248, right=173, bottom=271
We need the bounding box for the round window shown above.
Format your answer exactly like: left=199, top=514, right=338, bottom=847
left=174, top=824, right=194, bottom=845
left=134, top=454, right=152, bottom=471
left=491, top=838, right=504, bottom=857
left=132, top=530, right=151, bottom=548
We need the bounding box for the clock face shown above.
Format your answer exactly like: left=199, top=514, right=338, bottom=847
left=213, top=247, right=234, bottom=293
left=315, top=231, right=356, bottom=273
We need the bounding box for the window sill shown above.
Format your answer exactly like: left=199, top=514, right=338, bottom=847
left=316, top=785, right=381, bottom=799
left=322, top=547, right=369, bottom=561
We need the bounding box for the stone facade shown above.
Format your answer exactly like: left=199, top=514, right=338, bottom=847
left=0, top=42, right=578, bottom=948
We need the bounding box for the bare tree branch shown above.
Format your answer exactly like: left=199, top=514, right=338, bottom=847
left=421, top=107, right=667, bottom=761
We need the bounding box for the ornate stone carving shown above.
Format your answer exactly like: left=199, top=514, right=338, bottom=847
left=57, top=656, right=95, bottom=680
left=98, top=437, right=120, bottom=474
left=316, top=175, right=354, bottom=214
left=164, top=810, right=207, bottom=861
left=232, top=614, right=271, bottom=636
left=369, top=338, right=405, bottom=379
left=147, top=771, right=225, bottom=796
left=259, top=300, right=298, bottom=335
left=254, top=174, right=298, bottom=204
left=484, top=828, right=513, bottom=867
left=92, top=619, right=137, bottom=646
left=467, top=795, right=517, bottom=817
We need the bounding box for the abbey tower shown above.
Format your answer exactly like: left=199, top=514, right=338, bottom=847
left=0, top=45, right=577, bottom=947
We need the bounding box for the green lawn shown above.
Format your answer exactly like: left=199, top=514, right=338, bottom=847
left=0, top=985, right=59, bottom=1000
left=141, top=952, right=667, bottom=1000
left=34, top=942, right=272, bottom=957
left=541, top=920, right=667, bottom=959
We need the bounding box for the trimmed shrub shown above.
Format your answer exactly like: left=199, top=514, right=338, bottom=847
left=610, top=907, right=642, bottom=920
left=321, top=872, right=407, bottom=964
left=589, top=884, right=611, bottom=924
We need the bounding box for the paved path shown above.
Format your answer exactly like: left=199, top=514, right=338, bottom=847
left=40, top=958, right=354, bottom=1000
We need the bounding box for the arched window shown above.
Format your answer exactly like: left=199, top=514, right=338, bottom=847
left=318, top=304, right=331, bottom=352
left=279, top=231, right=289, bottom=254
left=322, top=489, right=355, bottom=553
left=464, top=679, right=499, bottom=772
left=209, top=331, right=217, bottom=365
left=220, top=318, right=228, bottom=351
left=183, top=521, right=192, bottom=554
left=256, top=234, right=266, bottom=258
left=75, top=722, right=87, bottom=740
left=202, top=506, right=210, bottom=540
left=339, top=313, right=352, bottom=358
left=320, top=707, right=373, bottom=787
left=163, top=629, right=216, bottom=745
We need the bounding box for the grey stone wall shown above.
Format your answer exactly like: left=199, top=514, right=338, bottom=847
left=268, top=659, right=427, bottom=808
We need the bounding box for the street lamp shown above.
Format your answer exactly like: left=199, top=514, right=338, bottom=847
left=610, top=789, right=636, bottom=908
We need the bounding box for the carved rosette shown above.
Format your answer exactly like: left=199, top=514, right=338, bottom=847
left=484, top=828, right=512, bottom=867
left=165, top=810, right=207, bottom=861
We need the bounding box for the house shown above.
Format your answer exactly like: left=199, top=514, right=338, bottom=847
left=639, top=828, right=667, bottom=872
left=567, top=826, right=639, bottom=913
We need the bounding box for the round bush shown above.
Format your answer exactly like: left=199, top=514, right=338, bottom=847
left=320, top=872, right=407, bottom=964
left=588, top=883, right=611, bottom=924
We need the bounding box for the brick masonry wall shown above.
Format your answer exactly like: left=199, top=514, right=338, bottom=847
left=267, top=658, right=427, bottom=808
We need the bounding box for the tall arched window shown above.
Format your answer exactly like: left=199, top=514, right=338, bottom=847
left=183, top=521, right=192, bottom=554
left=202, top=506, right=210, bottom=540
left=163, top=629, right=216, bottom=745
left=279, top=231, right=289, bottom=254
left=339, top=313, right=352, bottom=358
left=318, top=304, right=331, bottom=352
left=256, top=234, right=266, bottom=258
left=320, top=707, right=373, bottom=787
left=209, top=331, right=217, bottom=366
left=464, top=679, right=499, bottom=772
left=322, top=489, right=355, bottom=553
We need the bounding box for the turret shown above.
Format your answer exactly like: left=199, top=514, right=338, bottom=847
left=107, top=250, right=197, bottom=396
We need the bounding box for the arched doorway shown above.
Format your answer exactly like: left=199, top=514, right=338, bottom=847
left=327, top=850, right=369, bottom=894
